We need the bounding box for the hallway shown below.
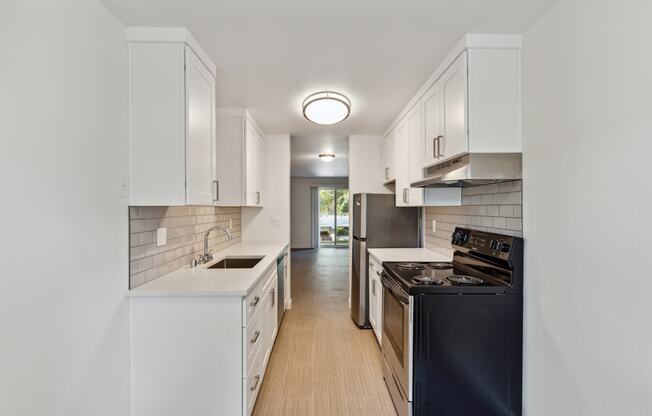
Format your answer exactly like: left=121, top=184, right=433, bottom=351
left=253, top=248, right=396, bottom=416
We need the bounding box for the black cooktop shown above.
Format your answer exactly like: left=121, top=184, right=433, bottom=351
left=383, top=261, right=511, bottom=295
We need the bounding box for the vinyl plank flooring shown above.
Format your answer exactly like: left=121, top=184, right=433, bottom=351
left=252, top=248, right=396, bottom=416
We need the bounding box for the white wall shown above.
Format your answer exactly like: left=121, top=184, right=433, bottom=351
left=242, top=135, right=291, bottom=244
left=0, top=1, right=131, bottom=415
left=290, top=177, right=349, bottom=249
left=522, top=0, right=652, bottom=414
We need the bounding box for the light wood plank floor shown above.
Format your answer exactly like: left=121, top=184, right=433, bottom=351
left=253, top=248, right=397, bottom=416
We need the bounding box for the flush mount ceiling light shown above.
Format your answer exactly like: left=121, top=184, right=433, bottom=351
left=302, top=91, right=351, bottom=125
left=318, top=153, right=336, bottom=162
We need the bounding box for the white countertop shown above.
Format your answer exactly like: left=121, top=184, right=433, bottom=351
left=127, top=242, right=288, bottom=297
left=367, top=248, right=452, bottom=263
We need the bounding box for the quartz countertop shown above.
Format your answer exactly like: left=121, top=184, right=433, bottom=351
left=127, top=242, right=288, bottom=297
left=367, top=248, right=452, bottom=263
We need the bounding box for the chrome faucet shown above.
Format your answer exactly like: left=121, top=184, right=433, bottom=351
left=197, top=225, right=233, bottom=265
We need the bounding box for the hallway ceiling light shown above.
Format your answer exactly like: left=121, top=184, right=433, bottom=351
left=302, top=91, right=351, bottom=125
left=318, top=153, right=336, bottom=162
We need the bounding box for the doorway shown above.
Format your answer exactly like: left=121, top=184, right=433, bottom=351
left=318, top=187, right=349, bottom=248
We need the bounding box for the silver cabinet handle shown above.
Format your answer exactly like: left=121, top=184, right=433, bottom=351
left=403, top=188, right=409, bottom=204
left=249, top=296, right=260, bottom=307
left=372, top=279, right=376, bottom=296
left=215, top=180, right=219, bottom=201
left=256, top=191, right=261, bottom=205
left=250, top=375, right=261, bottom=391
left=438, top=135, right=445, bottom=157
left=271, top=289, right=275, bottom=308
left=250, top=330, right=260, bottom=344
left=385, top=167, right=389, bottom=180
left=434, top=135, right=444, bottom=158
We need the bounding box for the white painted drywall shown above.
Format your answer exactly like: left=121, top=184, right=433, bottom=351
left=242, top=135, right=291, bottom=244
left=522, top=0, right=652, bottom=414
left=290, top=177, right=349, bottom=249
left=0, top=1, right=131, bottom=415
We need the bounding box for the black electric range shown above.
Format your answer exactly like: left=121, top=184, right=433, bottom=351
left=383, top=260, right=511, bottom=295
left=380, top=227, right=524, bottom=416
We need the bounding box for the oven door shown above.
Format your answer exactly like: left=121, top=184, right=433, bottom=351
left=381, top=272, right=412, bottom=408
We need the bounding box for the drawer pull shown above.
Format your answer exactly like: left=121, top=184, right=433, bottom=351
left=249, top=296, right=260, bottom=307
left=250, top=330, right=260, bottom=344
left=250, top=375, right=261, bottom=391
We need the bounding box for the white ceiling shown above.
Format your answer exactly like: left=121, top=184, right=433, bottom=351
left=290, top=135, right=349, bottom=177
left=101, top=0, right=559, bottom=139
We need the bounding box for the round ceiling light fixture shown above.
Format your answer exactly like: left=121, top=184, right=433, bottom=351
left=318, top=153, right=336, bottom=162
left=302, top=91, right=351, bottom=125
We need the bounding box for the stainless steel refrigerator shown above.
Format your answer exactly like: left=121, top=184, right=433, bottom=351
left=351, top=193, right=420, bottom=327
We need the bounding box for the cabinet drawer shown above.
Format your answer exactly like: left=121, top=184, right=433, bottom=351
left=244, top=308, right=262, bottom=375
left=244, top=349, right=264, bottom=416
left=243, top=284, right=263, bottom=326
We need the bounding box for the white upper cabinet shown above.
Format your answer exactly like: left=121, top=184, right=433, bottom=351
left=382, top=34, right=522, bottom=207
left=406, top=104, right=425, bottom=206
left=186, top=48, right=217, bottom=205
left=421, top=41, right=522, bottom=169
left=393, top=118, right=409, bottom=206
left=395, top=109, right=425, bottom=207
left=215, top=110, right=267, bottom=207
left=422, top=51, right=468, bottom=167
left=422, top=76, right=443, bottom=168
left=128, top=28, right=217, bottom=206
left=381, top=132, right=396, bottom=183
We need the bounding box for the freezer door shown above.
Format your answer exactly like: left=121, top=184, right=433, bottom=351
left=352, top=193, right=366, bottom=239
left=351, top=237, right=369, bottom=327
left=365, top=194, right=419, bottom=248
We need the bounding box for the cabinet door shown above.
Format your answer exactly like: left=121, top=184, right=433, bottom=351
left=244, top=121, right=259, bottom=206
left=256, top=132, right=267, bottom=206
left=185, top=46, right=216, bottom=205
left=422, top=80, right=443, bottom=168
left=374, top=275, right=382, bottom=344
left=382, top=132, right=395, bottom=183
left=393, top=119, right=409, bottom=207
left=406, top=104, right=425, bottom=206
left=441, top=51, right=468, bottom=161
left=262, top=275, right=278, bottom=368
left=368, top=265, right=377, bottom=330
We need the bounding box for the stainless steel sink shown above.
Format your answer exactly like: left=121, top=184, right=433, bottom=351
left=207, top=257, right=264, bottom=269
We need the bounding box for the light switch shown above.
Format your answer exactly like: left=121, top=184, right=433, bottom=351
left=431, top=220, right=437, bottom=232
left=120, top=177, right=129, bottom=198
left=156, top=228, right=167, bottom=246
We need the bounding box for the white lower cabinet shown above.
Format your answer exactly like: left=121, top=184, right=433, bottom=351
left=131, top=266, right=279, bottom=416
left=368, top=254, right=383, bottom=345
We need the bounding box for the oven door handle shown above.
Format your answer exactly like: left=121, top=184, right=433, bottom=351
left=381, top=272, right=409, bottom=304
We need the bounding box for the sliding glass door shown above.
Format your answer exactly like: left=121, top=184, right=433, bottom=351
left=318, top=187, right=349, bottom=247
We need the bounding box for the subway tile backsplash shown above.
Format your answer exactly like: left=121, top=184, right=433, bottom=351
left=129, top=206, right=241, bottom=289
left=425, top=180, right=523, bottom=254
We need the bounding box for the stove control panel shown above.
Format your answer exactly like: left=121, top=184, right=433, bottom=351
left=452, top=228, right=516, bottom=260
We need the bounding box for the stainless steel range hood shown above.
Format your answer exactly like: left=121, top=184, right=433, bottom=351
left=411, top=153, right=522, bottom=188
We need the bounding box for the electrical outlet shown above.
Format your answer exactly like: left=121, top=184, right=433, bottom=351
left=156, top=228, right=167, bottom=247
left=270, top=217, right=280, bottom=226
left=431, top=220, right=437, bottom=232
